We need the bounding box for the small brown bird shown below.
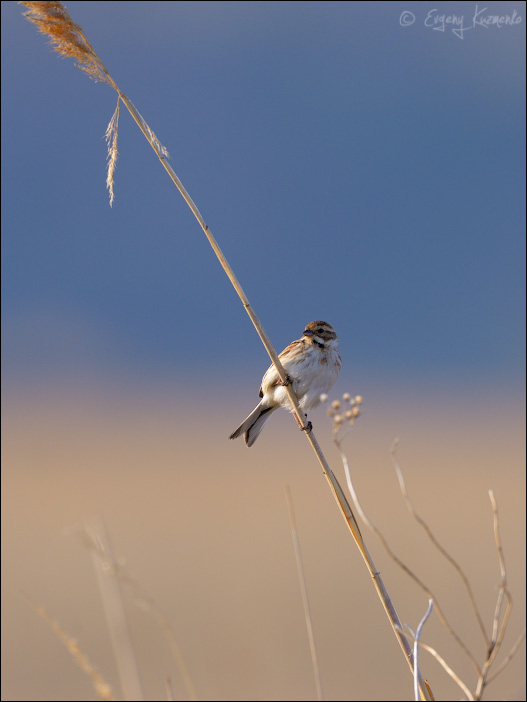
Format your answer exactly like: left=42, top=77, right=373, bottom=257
left=229, top=321, right=341, bottom=446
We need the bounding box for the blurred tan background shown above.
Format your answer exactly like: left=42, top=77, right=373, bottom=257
left=2, top=379, right=525, bottom=701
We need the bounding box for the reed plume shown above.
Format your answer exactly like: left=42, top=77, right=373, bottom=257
left=20, top=2, right=115, bottom=87
left=19, top=1, right=168, bottom=206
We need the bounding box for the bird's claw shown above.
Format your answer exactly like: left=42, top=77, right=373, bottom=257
left=301, top=420, right=313, bottom=434
left=279, top=375, right=292, bottom=387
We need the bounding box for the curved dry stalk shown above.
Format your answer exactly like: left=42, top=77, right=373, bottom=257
left=391, top=439, right=490, bottom=647
left=411, top=599, right=434, bottom=702
left=337, top=425, right=523, bottom=699
left=19, top=4, right=432, bottom=698
left=489, top=490, right=510, bottom=647
left=486, top=629, right=526, bottom=683
left=473, top=492, right=516, bottom=700
left=409, top=638, right=475, bottom=701
left=336, top=434, right=481, bottom=676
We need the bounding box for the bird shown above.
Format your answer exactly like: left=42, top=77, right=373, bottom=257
left=229, top=321, right=341, bottom=447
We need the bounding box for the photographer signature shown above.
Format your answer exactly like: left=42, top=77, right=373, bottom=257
left=399, top=5, right=522, bottom=39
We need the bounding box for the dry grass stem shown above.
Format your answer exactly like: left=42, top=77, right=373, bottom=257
left=341, top=431, right=480, bottom=673
left=473, top=491, right=515, bottom=699
left=17, top=0, right=357, bottom=510
left=286, top=486, right=324, bottom=701
left=409, top=639, right=475, bottom=701
left=489, top=490, right=509, bottom=647
left=86, top=517, right=144, bottom=702
left=391, top=439, right=489, bottom=647
left=28, top=598, right=116, bottom=701
left=486, top=629, right=526, bottom=683
left=334, top=417, right=523, bottom=700
left=323, top=394, right=433, bottom=698
left=80, top=523, right=199, bottom=702
left=412, top=599, right=434, bottom=701
left=165, top=677, right=175, bottom=701
left=342, top=434, right=477, bottom=672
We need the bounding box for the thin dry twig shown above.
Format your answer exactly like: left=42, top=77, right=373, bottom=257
left=489, top=490, right=509, bottom=647
left=28, top=598, right=116, bottom=701
left=335, top=419, right=523, bottom=700
left=406, top=637, right=475, bottom=702
left=474, top=491, right=515, bottom=700
left=486, top=629, right=526, bottom=683
left=412, top=599, right=434, bottom=702
left=391, top=439, right=489, bottom=647
left=286, top=486, right=324, bottom=701
left=335, top=421, right=481, bottom=676
left=325, top=394, right=434, bottom=696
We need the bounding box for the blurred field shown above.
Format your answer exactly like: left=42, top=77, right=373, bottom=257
left=2, top=379, right=525, bottom=701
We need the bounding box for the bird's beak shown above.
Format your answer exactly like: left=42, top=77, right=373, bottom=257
left=303, top=328, right=314, bottom=337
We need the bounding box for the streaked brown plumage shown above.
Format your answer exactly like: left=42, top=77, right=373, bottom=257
left=229, top=321, right=341, bottom=447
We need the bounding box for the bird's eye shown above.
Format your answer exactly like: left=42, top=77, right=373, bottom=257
left=317, top=328, right=324, bottom=334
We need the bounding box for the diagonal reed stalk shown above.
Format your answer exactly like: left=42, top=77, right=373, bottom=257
left=19, top=3, right=432, bottom=698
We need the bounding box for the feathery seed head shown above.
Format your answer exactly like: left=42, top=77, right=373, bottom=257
left=19, top=1, right=114, bottom=87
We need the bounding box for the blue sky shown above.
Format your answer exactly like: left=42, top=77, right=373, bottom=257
left=2, top=1, right=525, bottom=398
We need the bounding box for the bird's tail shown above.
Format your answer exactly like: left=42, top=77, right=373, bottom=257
left=229, top=403, right=278, bottom=447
